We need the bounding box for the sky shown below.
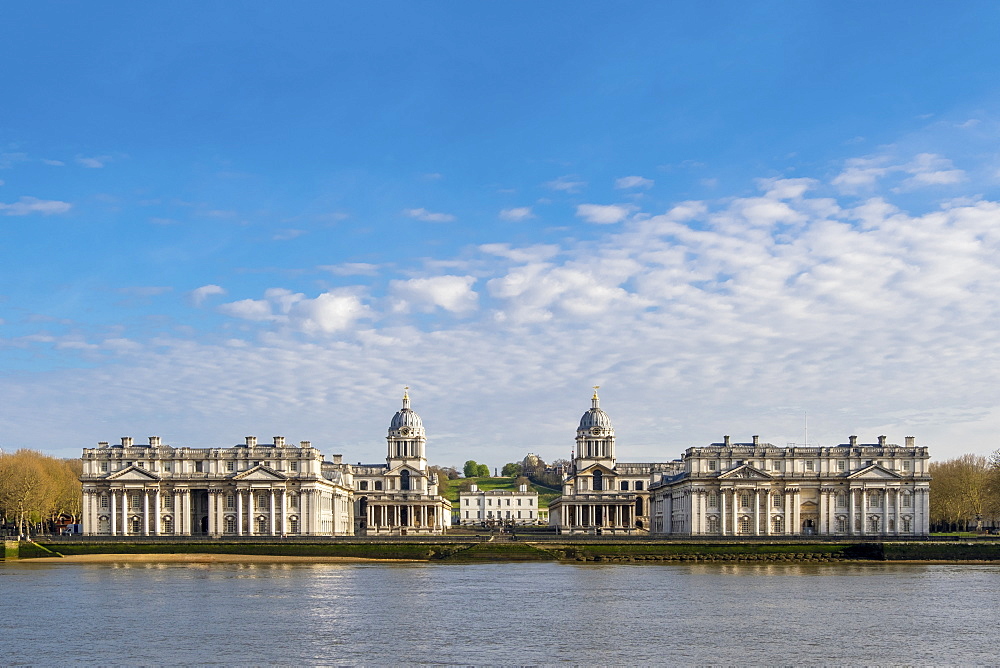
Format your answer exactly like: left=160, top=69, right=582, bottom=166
left=3, top=3, right=1000, bottom=466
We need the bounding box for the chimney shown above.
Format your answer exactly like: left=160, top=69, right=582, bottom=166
left=300, top=441, right=311, bottom=449
left=121, top=437, right=133, bottom=447
left=149, top=436, right=161, bottom=446
left=245, top=436, right=257, bottom=447
left=98, top=441, right=109, bottom=448
left=752, top=435, right=759, bottom=446
left=273, top=436, right=285, bottom=447
left=849, top=435, right=858, bottom=447
left=905, top=436, right=915, bottom=447
left=878, top=435, right=887, bottom=446
left=331, top=454, right=343, bottom=464
left=724, top=435, right=731, bottom=446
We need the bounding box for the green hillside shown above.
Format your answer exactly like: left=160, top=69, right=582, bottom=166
left=440, top=476, right=561, bottom=509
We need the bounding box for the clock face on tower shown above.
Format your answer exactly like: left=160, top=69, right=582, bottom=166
left=399, top=427, right=411, bottom=436
left=590, top=427, right=603, bottom=436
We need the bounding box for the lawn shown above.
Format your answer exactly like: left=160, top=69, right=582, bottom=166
left=440, top=476, right=562, bottom=508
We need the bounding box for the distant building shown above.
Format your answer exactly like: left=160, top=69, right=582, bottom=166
left=79, top=390, right=451, bottom=537
left=549, top=390, right=932, bottom=537
left=80, top=436, right=354, bottom=537
left=649, top=436, right=931, bottom=536
left=457, top=484, right=539, bottom=526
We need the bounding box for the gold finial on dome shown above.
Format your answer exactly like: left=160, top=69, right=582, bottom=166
left=592, top=385, right=600, bottom=408
left=402, top=386, right=410, bottom=409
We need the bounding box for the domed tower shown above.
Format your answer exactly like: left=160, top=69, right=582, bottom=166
left=575, top=386, right=616, bottom=469
left=387, top=387, right=427, bottom=471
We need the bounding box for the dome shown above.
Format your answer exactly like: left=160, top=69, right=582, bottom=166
left=390, top=389, right=424, bottom=431
left=578, top=387, right=613, bottom=431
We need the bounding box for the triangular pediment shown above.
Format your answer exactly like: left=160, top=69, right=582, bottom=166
left=386, top=464, right=423, bottom=477
left=233, top=465, right=287, bottom=481
left=107, top=465, right=160, bottom=481
left=718, top=464, right=773, bottom=480
left=847, top=464, right=901, bottom=480
left=577, top=463, right=616, bottom=476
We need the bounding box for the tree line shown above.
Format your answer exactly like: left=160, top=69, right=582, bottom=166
left=929, top=453, right=1000, bottom=532
left=0, top=449, right=82, bottom=537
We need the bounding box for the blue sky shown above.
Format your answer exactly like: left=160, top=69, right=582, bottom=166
left=3, top=3, right=1000, bottom=464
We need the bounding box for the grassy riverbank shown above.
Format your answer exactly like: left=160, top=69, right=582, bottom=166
left=11, top=538, right=1000, bottom=563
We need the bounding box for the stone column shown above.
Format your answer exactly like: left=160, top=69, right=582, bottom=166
left=732, top=491, right=739, bottom=535
left=269, top=491, right=276, bottom=536
left=154, top=489, right=162, bottom=535
left=281, top=491, right=288, bottom=535
left=236, top=491, right=243, bottom=536
left=849, top=488, right=857, bottom=535
left=793, top=489, right=801, bottom=535
left=754, top=490, right=761, bottom=536
left=122, top=491, right=129, bottom=536
left=110, top=491, right=118, bottom=535
left=143, top=491, right=150, bottom=536
left=894, top=488, right=902, bottom=535
left=247, top=490, right=255, bottom=536
left=720, top=491, right=727, bottom=536
left=881, top=488, right=888, bottom=536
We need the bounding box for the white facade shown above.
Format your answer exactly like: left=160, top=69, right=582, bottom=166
left=80, top=436, right=354, bottom=537
left=458, top=484, right=540, bottom=526
left=649, top=436, right=932, bottom=536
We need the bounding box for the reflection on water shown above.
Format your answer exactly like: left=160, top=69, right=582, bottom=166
left=2, top=560, right=997, bottom=665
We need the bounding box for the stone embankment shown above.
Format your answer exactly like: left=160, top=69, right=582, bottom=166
left=5, top=537, right=1000, bottom=562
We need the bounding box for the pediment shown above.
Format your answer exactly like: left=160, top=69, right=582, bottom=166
left=847, top=464, right=901, bottom=480
left=718, top=464, right=772, bottom=480
left=107, top=465, right=160, bottom=481
left=386, top=464, right=423, bottom=477
left=233, top=465, right=287, bottom=481
left=577, top=463, right=616, bottom=476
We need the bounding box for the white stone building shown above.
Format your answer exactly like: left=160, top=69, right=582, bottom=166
left=457, top=484, right=539, bottom=526
left=649, top=436, right=932, bottom=537
left=80, top=436, right=355, bottom=537
left=548, top=389, right=679, bottom=534
left=324, top=389, right=451, bottom=535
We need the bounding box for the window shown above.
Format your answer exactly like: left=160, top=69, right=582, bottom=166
left=256, top=492, right=268, bottom=507
left=902, top=493, right=913, bottom=508
left=100, top=462, right=108, bottom=473
left=162, top=516, right=174, bottom=534
left=772, top=493, right=782, bottom=508
left=477, top=511, right=481, bottom=519
left=772, top=516, right=783, bottom=533
left=805, top=460, right=814, bottom=472
left=739, top=493, right=751, bottom=508
left=163, top=495, right=173, bottom=510
left=465, top=511, right=469, bottom=519
left=902, top=518, right=912, bottom=532
left=100, top=494, right=109, bottom=509
left=517, top=511, right=522, bottom=519
left=289, top=494, right=299, bottom=510
left=620, top=481, right=629, bottom=491
left=360, top=481, right=369, bottom=491
left=707, top=460, right=717, bottom=471
left=290, top=461, right=298, bottom=472
left=224, top=516, right=236, bottom=533
left=836, top=517, right=848, bottom=533
left=288, top=517, right=299, bottom=534
left=739, top=516, right=751, bottom=534
left=400, top=470, right=411, bottom=491
left=226, top=461, right=235, bottom=472
left=487, top=498, right=492, bottom=506
left=836, top=491, right=847, bottom=508
left=164, top=463, right=171, bottom=472
left=593, top=470, right=604, bottom=491
left=195, top=461, right=204, bottom=473
left=707, top=516, right=720, bottom=533
left=635, top=481, right=643, bottom=491
left=528, top=499, right=533, bottom=506
left=374, top=481, right=383, bottom=491
left=130, top=494, right=141, bottom=510
left=517, top=499, right=522, bottom=506
left=837, top=460, right=846, bottom=472
left=506, top=499, right=511, bottom=506
left=708, top=492, right=719, bottom=508
left=902, top=461, right=911, bottom=471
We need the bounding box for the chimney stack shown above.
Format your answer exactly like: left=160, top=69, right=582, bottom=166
left=905, top=436, right=915, bottom=447
left=245, top=436, right=257, bottom=447
left=878, top=435, right=887, bottom=446
left=849, top=435, right=858, bottom=447
left=273, top=436, right=285, bottom=447
left=121, top=437, right=133, bottom=447
left=752, top=435, right=759, bottom=446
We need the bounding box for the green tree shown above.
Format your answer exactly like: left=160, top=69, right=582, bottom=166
left=476, top=464, right=490, bottom=477
left=501, top=462, right=522, bottom=477
left=463, top=460, right=479, bottom=478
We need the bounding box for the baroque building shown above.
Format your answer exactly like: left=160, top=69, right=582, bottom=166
left=80, top=436, right=354, bottom=537
left=457, top=483, right=539, bottom=526
left=649, top=436, right=931, bottom=536
left=326, top=389, right=451, bottom=535
left=79, top=390, right=451, bottom=537
left=548, top=389, right=679, bottom=534
left=549, top=391, right=932, bottom=537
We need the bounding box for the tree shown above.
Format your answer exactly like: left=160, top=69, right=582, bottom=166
left=463, top=460, right=479, bottom=478
left=476, top=464, right=490, bottom=477
left=929, top=454, right=1000, bottom=531
left=0, top=449, right=80, bottom=536
left=501, top=462, right=522, bottom=477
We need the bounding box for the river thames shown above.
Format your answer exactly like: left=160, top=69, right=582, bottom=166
left=2, top=560, right=996, bottom=665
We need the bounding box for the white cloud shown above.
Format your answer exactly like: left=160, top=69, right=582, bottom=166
left=544, top=175, right=587, bottom=193
left=833, top=153, right=966, bottom=194
left=404, top=208, right=456, bottom=223
left=0, top=196, right=72, bottom=216
left=273, top=228, right=306, bottom=241
left=320, top=262, right=380, bottom=277
left=218, top=298, right=274, bottom=322
left=290, top=291, right=370, bottom=334
left=499, top=207, right=534, bottom=221
left=615, top=175, right=654, bottom=190
left=76, top=155, right=111, bottom=168
left=190, top=284, right=227, bottom=306
left=575, top=203, right=636, bottom=224
left=390, top=275, right=478, bottom=314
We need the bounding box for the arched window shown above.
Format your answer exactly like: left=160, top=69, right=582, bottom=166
left=772, top=516, right=783, bottom=533
left=707, top=516, right=720, bottom=533
left=739, top=516, right=751, bottom=534
left=401, top=470, right=411, bottom=491
left=593, top=470, right=603, bottom=491
left=224, top=516, right=235, bottom=534
left=635, top=498, right=644, bottom=516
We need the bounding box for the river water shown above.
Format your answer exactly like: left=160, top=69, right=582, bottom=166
left=2, top=560, right=996, bottom=666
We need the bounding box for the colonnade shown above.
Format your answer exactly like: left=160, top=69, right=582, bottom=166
left=558, top=502, right=636, bottom=532
left=364, top=502, right=445, bottom=533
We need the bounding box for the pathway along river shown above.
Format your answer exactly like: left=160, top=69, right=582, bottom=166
left=2, top=560, right=996, bottom=665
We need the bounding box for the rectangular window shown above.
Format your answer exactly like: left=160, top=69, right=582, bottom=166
left=529, top=499, right=533, bottom=506
left=506, top=499, right=511, bottom=506
left=772, top=494, right=781, bottom=508
left=477, top=511, right=481, bottom=519
left=636, top=481, right=643, bottom=491
left=195, top=461, right=204, bottom=473
left=226, top=461, right=235, bottom=472
left=517, top=499, right=522, bottom=506
left=225, top=494, right=235, bottom=510
left=163, top=495, right=173, bottom=510
left=100, top=495, right=109, bottom=509
left=290, top=461, right=298, bottom=472
left=100, top=462, right=108, bottom=473
left=620, top=481, right=629, bottom=491
left=837, top=460, right=846, bottom=472
left=707, top=461, right=717, bottom=471
left=902, top=461, right=911, bottom=471
left=164, top=463, right=171, bottom=472
left=805, top=460, right=814, bottom=472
